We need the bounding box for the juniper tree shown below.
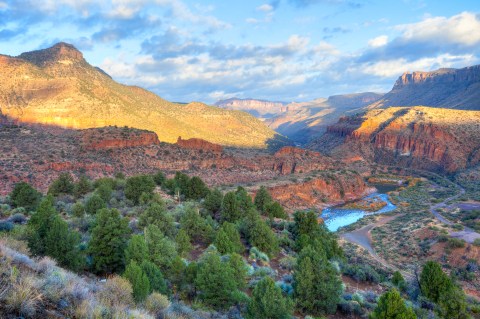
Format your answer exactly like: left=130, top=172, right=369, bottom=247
left=247, top=276, right=293, bottom=319
left=10, top=182, right=42, bottom=211
left=124, top=260, right=150, bottom=303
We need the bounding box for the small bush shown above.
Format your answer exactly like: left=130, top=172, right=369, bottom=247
left=9, top=213, right=27, bottom=224
left=145, top=292, right=170, bottom=315
left=447, top=238, right=466, bottom=249
left=473, top=238, right=480, bottom=247
left=0, top=221, right=14, bottom=232
left=5, top=276, right=43, bottom=318
left=98, top=276, right=134, bottom=310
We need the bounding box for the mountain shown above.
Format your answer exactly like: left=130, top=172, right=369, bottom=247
left=369, top=65, right=480, bottom=110
left=214, top=98, right=288, bottom=118
left=0, top=43, right=284, bottom=148
left=308, top=106, right=480, bottom=173
left=266, top=92, right=383, bottom=144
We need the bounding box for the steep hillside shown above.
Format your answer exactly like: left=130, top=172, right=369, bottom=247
left=369, top=65, right=480, bottom=110
left=266, top=92, right=383, bottom=144
left=308, top=106, right=480, bottom=173
left=214, top=98, right=288, bottom=118
left=0, top=43, right=283, bottom=148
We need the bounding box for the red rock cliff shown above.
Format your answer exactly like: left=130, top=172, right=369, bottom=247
left=176, top=136, right=223, bottom=153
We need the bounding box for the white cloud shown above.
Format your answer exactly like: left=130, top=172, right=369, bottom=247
left=395, top=11, right=480, bottom=47
left=368, top=35, right=388, bottom=48
left=257, top=4, right=274, bottom=12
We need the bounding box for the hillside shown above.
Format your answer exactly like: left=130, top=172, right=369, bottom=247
left=0, top=43, right=284, bottom=148
left=369, top=65, right=480, bottom=110
left=266, top=92, right=383, bottom=144
left=308, top=106, right=480, bottom=173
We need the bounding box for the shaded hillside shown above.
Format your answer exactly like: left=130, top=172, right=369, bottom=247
left=0, top=43, right=284, bottom=148
left=308, top=106, right=480, bottom=173
left=266, top=92, right=383, bottom=144
left=369, top=65, right=480, bottom=110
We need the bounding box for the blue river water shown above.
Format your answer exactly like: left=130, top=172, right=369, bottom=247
left=322, top=193, right=397, bottom=232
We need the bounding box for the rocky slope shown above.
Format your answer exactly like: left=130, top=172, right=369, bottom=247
left=0, top=119, right=372, bottom=209
left=215, top=98, right=288, bottom=118
left=308, top=106, right=480, bottom=173
left=0, top=43, right=284, bottom=148
left=369, top=65, right=480, bottom=110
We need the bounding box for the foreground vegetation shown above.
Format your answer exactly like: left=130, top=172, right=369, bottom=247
left=0, top=171, right=479, bottom=318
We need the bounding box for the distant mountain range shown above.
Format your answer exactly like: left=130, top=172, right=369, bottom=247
left=0, top=43, right=285, bottom=148
left=216, top=93, right=383, bottom=144
left=369, top=65, right=480, bottom=110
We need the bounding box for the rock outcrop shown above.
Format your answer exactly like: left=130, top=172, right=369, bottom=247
left=309, top=107, right=480, bottom=173
left=82, top=127, right=160, bottom=150
left=176, top=136, right=223, bottom=153
left=369, top=65, right=480, bottom=110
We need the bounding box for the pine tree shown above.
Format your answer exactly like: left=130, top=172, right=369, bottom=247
left=180, top=206, right=214, bottom=243
left=187, top=176, right=209, bottom=200
left=44, top=215, right=84, bottom=271
left=141, top=260, right=168, bottom=295
left=74, top=175, right=92, bottom=198
left=124, top=260, right=151, bottom=303
left=125, top=234, right=148, bottom=265
left=10, top=182, right=42, bottom=211
left=254, top=186, right=273, bottom=214
left=293, top=246, right=342, bottom=315
left=203, top=188, right=224, bottom=217
left=437, top=286, right=469, bottom=319
left=369, top=288, right=416, bottom=319
left=145, top=225, right=177, bottom=273
left=27, top=196, right=57, bottom=256
left=175, top=228, right=192, bottom=257
left=265, top=201, right=288, bottom=219
left=247, top=276, right=293, bottom=319
left=88, top=208, right=131, bottom=274
left=85, top=194, right=106, bottom=215
left=221, top=191, right=240, bottom=222
left=214, top=222, right=244, bottom=255
left=244, top=210, right=279, bottom=257
left=195, top=252, right=238, bottom=309
left=48, top=172, right=75, bottom=196
left=125, top=175, right=156, bottom=204
left=236, top=186, right=254, bottom=215
left=420, top=261, right=453, bottom=303
left=138, top=202, right=174, bottom=237
left=227, top=253, right=248, bottom=289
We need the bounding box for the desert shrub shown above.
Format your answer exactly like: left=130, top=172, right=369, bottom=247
left=447, top=238, right=466, bottom=249
left=5, top=276, right=43, bottom=318
left=85, top=194, right=106, bottom=215
left=145, top=292, right=170, bottom=315
left=9, top=213, right=27, bottom=224
left=97, top=275, right=134, bottom=309
left=48, top=173, right=75, bottom=196
left=0, top=221, right=14, bottom=232
left=279, top=256, right=296, bottom=270
left=473, top=238, right=480, bottom=247
left=125, top=175, right=155, bottom=204
left=249, top=247, right=270, bottom=263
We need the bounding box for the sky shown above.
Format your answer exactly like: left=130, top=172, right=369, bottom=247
left=1, top=0, right=479, bottom=103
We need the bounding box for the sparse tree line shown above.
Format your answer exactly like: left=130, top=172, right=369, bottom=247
left=0, top=171, right=477, bottom=318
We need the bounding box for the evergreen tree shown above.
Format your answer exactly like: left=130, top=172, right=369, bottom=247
left=243, top=209, right=279, bottom=257
left=437, top=286, right=469, bottom=319
left=125, top=234, right=148, bottom=265
left=10, top=182, right=42, bottom=211
left=141, top=260, right=168, bottom=295
left=180, top=206, right=215, bottom=243
left=214, top=222, right=244, bottom=255
left=175, top=228, right=192, bottom=257
left=293, top=246, right=342, bottom=315
left=236, top=186, right=254, bottom=215
left=124, top=260, right=150, bottom=303
left=72, top=202, right=85, bottom=218
left=169, top=256, right=188, bottom=290
left=74, top=175, right=92, bottom=198
left=247, top=276, right=293, bottom=319
left=88, top=208, right=131, bottom=274
left=254, top=186, right=273, bottom=214
left=420, top=261, right=453, bottom=303
left=138, top=202, right=175, bottom=238
left=153, top=170, right=166, bottom=186
left=85, top=194, right=106, bottom=215
left=203, top=188, right=224, bottom=217
left=44, top=215, right=84, bottom=271
left=187, top=176, right=209, bottom=200
left=221, top=191, right=240, bottom=223
left=369, top=288, right=416, bottom=319
left=392, top=271, right=406, bottom=289
left=145, top=225, right=177, bottom=273
left=27, top=196, right=57, bottom=256
left=125, top=175, right=156, bottom=204
left=195, top=252, right=238, bottom=309
left=96, top=183, right=112, bottom=202
left=265, top=202, right=288, bottom=219
left=48, top=173, right=75, bottom=196
left=227, top=253, right=248, bottom=289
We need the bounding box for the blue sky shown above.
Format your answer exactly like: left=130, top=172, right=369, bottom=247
left=1, top=0, right=479, bottom=103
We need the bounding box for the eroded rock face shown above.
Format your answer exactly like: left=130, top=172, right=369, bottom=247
left=81, top=128, right=160, bottom=150
left=310, top=106, right=480, bottom=173
left=176, top=136, right=223, bottom=153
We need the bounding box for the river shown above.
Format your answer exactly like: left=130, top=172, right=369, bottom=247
left=322, top=193, right=397, bottom=232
